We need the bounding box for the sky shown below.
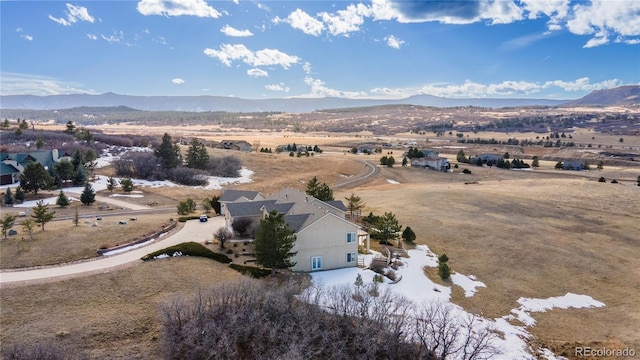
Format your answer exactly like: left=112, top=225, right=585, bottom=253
left=1, top=0, right=639, bottom=100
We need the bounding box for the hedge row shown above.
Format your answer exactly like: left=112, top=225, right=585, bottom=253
left=142, top=242, right=232, bottom=263
left=229, top=264, right=271, bottom=278
left=178, top=215, right=201, bottom=222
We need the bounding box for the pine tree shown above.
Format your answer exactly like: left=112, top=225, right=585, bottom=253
left=20, top=162, right=54, bottom=195
left=155, top=133, right=181, bottom=169
left=106, top=177, right=118, bottom=194
left=345, top=193, right=365, bottom=221
left=31, top=200, right=55, bottom=231
left=4, top=187, right=14, bottom=206
left=531, top=156, right=539, bottom=168
left=121, top=178, right=134, bottom=193
left=56, top=190, right=70, bottom=208
left=2, top=214, right=16, bottom=240
left=80, top=183, right=96, bottom=205
left=438, top=253, right=451, bottom=280
left=185, top=138, right=209, bottom=169
left=402, top=226, right=416, bottom=243
left=254, top=210, right=297, bottom=277
left=14, top=186, right=25, bottom=203
left=375, top=212, right=402, bottom=244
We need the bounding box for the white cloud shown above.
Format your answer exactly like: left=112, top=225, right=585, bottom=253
left=385, top=35, right=405, bottom=49
left=301, top=76, right=368, bottom=98
left=302, top=62, right=313, bottom=75
left=319, top=3, right=369, bottom=36
left=87, top=33, right=98, bottom=40
left=172, top=78, right=185, bottom=84
left=566, top=0, right=640, bottom=47
left=0, top=72, right=97, bottom=96
left=137, top=0, right=221, bottom=18
left=49, top=3, right=95, bottom=26
left=220, top=25, right=253, bottom=37
left=277, top=9, right=324, bottom=36
left=101, top=31, right=125, bottom=44
left=204, top=44, right=300, bottom=69
left=265, top=83, right=290, bottom=92
left=16, top=28, right=33, bottom=41
left=247, top=68, right=268, bottom=77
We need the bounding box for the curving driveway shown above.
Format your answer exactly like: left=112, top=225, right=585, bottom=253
left=0, top=216, right=225, bottom=287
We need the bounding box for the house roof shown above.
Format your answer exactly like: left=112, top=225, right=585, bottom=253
left=325, top=200, right=347, bottom=211
left=284, top=214, right=312, bottom=232
left=0, top=162, right=20, bottom=176
left=220, top=189, right=264, bottom=202
left=1, top=151, right=56, bottom=169
left=226, top=200, right=277, bottom=218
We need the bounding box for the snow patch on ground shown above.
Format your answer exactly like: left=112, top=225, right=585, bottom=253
left=101, top=238, right=156, bottom=256
left=451, top=272, right=487, bottom=297
left=386, top=179, right=400, bottom=184
left=109, top=194, right=144, bottom=198
left=508, top=293, right=606, bottom=326
left=309, top=245, right=604, bottom=359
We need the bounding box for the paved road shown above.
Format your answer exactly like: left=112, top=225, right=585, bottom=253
left=0, top=217, right=224, bottom=287
left=334, top=159, right=381, bottom=189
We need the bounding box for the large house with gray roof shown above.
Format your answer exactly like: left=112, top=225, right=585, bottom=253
left=220, top=188, right=369, bottom=272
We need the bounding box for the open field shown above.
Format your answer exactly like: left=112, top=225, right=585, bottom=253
left=0, top=257, right=243, bottom=359
left=338, top=164, right=640, bottom=355
left=1, top=124, right=639, bottom=358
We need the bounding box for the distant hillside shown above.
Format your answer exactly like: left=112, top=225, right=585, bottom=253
left=563, top=85, right=640, bottom=107
left=0, top=92, right=566, bottom=112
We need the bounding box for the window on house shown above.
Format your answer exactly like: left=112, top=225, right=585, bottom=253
left=346, top=232, right=357, bottom=243
left=311, top=256, right=322, bottom=271
left=346, top=252, right=356, bottom=263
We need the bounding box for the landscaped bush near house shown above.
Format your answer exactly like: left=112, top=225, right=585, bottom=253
left=142, top=242, right=231, bottom=263
left=229, top=264, right=271, bottom=278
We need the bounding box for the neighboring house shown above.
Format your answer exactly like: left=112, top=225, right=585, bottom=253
left=0, top=149, right=71, bottom=185
left=219, top=189, right=266, bottom=218
left=276, top=144, right=309, bottom=153
left=410, top=156, right=450, bottom=171
left=221, top=188, right=369, bottom=272
left=216, top=140, right=252, bottom=152
left=419, top=149, right=439, bottom=157
left=469, top=153, right=503, bottom=165
left=563, top=160, right=584, bottom=170
left=356, top=144, right=376, bottom=154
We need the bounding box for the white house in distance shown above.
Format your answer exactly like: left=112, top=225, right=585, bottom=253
left=410, top=156, right=450, bottom=171
left=220, top=188, right=369, bottom=272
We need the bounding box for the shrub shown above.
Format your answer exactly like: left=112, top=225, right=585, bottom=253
left=177, top=215, right=200, bottom=222
left=142, top=242, right=231, bottom=263
left=611, top=179, right=618, bottom=184
left=598, top=176, right=606, bottom=183
left=462, top=168, right=472, bottom=174
left=229, top=264, right=271, bottom=278
left=170, top=167, right=208, bottom=186
left=438, top=262, right=451, bottom=280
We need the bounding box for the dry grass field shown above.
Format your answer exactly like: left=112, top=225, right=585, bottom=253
left=1, top=124, right=639, bottom=359
left=338, top=164, right=640, bottom=356
left=0, top=257, right=243, bottom=359
left=0, top=210, right=177, bottom=269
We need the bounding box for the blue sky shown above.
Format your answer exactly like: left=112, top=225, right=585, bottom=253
left=1, top=0, right=639, bottom=100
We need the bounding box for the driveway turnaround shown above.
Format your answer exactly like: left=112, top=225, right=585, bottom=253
left=0, top=217, right=224, bottom=287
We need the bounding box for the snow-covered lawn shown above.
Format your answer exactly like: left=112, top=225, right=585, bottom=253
left=310, top=245, right=605, bottom=360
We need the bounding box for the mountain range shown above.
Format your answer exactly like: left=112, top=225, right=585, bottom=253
left=1, top=85, right=637, bottom=112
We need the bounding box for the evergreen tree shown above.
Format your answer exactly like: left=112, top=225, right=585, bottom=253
left=53, top=160, right=75, bottom=183
left=106, top=177, right=118, bottom=194
left=56, top=190, right=70, bottom=208
left=71, top=149, right=84, bottom=171
left=2, top=214, right=16, bottom=240
left=402, top=226, right=416, bottom=243
left=155, top=133, right=181, bottom=169
left=120, top=178, right=134, bottom=193
left=4, top=187, right=14, bottom=206
left=306, top=176, right=320, bottom=197
left=438, top=253, right=450, bottom=280
left=345, top=193, right=365, bottom=221
left=254, top=210, right=297, bottom=277
left=210, top=195, right=221, bottom=214
left=456, top=149, right=467, bottom=163
left=73, top=165, right=88, bottom=186
left=386, top=156, right=395, bottom=167
left=531, top=156, right=539, bottom=168
left=375, top=212, right=402, bottom=244
left=597, top=160, right=604, bottom=171
left=20, top=162, right=54, bottom=195
left=80, top=183, right=96, bottom=205
left=306, top=176, right=334, bottom=201
left=14, top=186, right=25, bottom=203
left=31, top=200, right=55, bottom=231
left=186, top=138, right=209, bottom=169
left=402, top=156, right=408, bottom=167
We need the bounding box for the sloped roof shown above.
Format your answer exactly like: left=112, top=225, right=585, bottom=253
left=0, top=151, right=56, bottom=168
left=0, top=162, right=20, bottom=175
left=325, top=200, right=347, bottom=211
left=220, top=189, right=264, bottom=202
left=226, top=200, right=277, bottom=218
left=284, top=214, right=312, bottom=232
